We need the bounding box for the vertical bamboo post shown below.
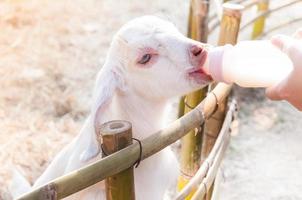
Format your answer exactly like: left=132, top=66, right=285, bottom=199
left=252, top=0, right=269, bottom=39
left=201, top=3, right=243, bottom=200
left=99, top=120, right=135, bottom=200
left=217, top=3, right=243, bottom=46
left=178, top=0, right=210, bottom=199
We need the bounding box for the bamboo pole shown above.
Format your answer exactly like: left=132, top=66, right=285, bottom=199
left=178, top=0, right=194, bottom=118
left=99, top=120, right=135, bottom=200
left=194, top=0, right=210, bottom=42
left=208, top=0, right=257, bottom=35
left=178, top=0, right=210, bottom=199
left=176, top=100, right=236, bottom=200
left=178, top=90, right=205, bottom=200
left=252, top=0, right=269, bottom=39
left=217, top=3, right=243, bottom=46
left=17, top=83, right=232, bottom=200
left=201, top=3, right=243, bottom=200
left=179, top=0, right=209, bottom=117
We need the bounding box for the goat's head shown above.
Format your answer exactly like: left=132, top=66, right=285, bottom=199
left=82, top=16, right=213, bottom=162
left=104, top=15, right=212, bottom=100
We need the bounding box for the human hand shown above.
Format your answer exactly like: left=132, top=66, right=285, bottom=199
left=265, top=29, right=302, bottom=111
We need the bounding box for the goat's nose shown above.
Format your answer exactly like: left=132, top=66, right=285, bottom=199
left=189, top=45, right=206, bottom=67
left=191, top=45, right=203, bottom=56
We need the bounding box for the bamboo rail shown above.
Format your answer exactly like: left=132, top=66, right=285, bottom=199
left=240, top=0, right=302, bottom=31
left=208, top=0, right=299, bottom=35
left=257, top=17, right=302, bottom=39
left=100, top=120, right=135, bottom=200
left=17, top=83, right=232, bottom=200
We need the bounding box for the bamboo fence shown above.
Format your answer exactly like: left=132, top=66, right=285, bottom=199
left=17, top=83, right=232, bottom=200
left=240, top=0, right=302, bottom=31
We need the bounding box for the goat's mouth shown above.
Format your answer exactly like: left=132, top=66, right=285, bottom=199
left=187, top=67, right=213, bottom=84
left=187, top=58, right=213, bottom=84
left=187, top=47, right=213, bottom=84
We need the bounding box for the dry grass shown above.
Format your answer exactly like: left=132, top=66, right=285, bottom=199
left=0, top=0, right=187, bottom=199
left=0, top=0, right=111, bottom=198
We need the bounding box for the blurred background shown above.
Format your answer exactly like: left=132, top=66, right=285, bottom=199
left=0, top=0, right=301, bottom=199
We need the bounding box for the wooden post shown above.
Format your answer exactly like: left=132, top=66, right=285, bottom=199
left=99, top=120, right=135, bottom=200
left=201, top=3, right=243, bottom=200
left=252, top=0, right=269, bottom=39
left=178, top=0, right=210, bottom=199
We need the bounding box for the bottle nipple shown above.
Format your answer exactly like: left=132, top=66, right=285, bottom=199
left=204, top=45, right=233, bottom=83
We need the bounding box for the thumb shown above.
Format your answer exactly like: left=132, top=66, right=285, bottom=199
left=271, top=34, right=302, bottom=70
left=265, top=85, right=283, bottom=101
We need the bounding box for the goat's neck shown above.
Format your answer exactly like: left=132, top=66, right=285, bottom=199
left=109, top=91, right=169, bottom=139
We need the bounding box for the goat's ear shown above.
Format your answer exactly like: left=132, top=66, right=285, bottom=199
left=80, top=65, right=124, bottom=163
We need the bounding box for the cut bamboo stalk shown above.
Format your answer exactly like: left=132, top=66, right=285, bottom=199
left=217, top=3, right=243, bottom=46
left=178, top=0, right=210, bottom=199
left=252, top=0, right=269, bottom=39
left=99, top=120, right=135, bottom=200
left=16, top=83, right=232, bottom=200
left=194, top=0, right=210, bottom=42
left=178, top=90, right=205, bottom=200
left=201, top=3, right=243, bottom=200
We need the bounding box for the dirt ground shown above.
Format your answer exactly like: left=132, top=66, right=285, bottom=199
left=0, top=0, right=301, bottom=199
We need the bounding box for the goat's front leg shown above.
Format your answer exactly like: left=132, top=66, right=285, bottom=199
left=33, top=141, right=75, bottom=187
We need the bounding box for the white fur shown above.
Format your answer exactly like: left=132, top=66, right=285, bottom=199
left=11, top=16, right=211, bottom=200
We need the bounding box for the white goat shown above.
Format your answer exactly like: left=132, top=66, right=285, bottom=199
left=11, top=16, right=212, bottom=200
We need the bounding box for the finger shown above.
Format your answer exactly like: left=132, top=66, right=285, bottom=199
left=286, top=41, right=302, bottom=68
left=271, top=34, right=285, bottom=49
left=270, top=34, right=294, bottom=53
left=292, top=28, right=302, bottom=40
left=265, top=86, right=283, bottom=101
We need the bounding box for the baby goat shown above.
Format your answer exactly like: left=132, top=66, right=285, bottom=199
left=11, top=16, right=212, bottom=200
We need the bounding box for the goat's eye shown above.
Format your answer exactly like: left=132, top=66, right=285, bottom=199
left=138, top=54, right=152, bottom=64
